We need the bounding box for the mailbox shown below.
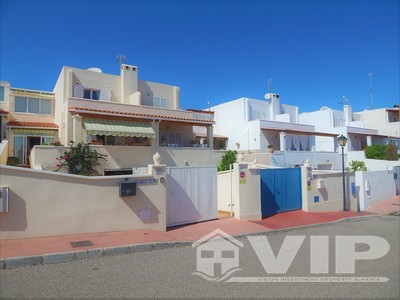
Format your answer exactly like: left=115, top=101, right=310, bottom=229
left=119, top=181, right=136, bottom=197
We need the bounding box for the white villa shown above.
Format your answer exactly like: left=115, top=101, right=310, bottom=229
left=300, top=105, right=400, bottom=152
left=209, top=93, right=337, bottom=153
left=54, top=64, right=215, bottom=152
left=0, top=82, right=58, bottom=165
left=0, top=64, right=220, bottom=167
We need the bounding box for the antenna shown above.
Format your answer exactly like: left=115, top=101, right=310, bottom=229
left=368, top=72, right=373, bottom=110
left=116, top=54, right=126, bottom=66
left=338, top=96, right=349, bottom=105
left=267, top=79, right=272, bottom=94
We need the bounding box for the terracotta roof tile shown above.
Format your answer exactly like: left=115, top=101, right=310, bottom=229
left=186, top=108, right=215, bottom=114
left=7, top=121, right=58, bottom=128
left=68, top=107, right=214, bottom=124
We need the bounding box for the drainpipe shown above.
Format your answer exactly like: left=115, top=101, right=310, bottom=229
left=152, top=119, right=161, bottom=156
left=230, top=163, right=233, bottom=217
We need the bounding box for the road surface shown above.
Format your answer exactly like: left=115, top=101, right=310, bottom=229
left=1, top=216, right=399, bottom=299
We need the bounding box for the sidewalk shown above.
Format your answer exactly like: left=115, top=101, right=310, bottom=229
left=1, top=197, right=398, bottom=269
left=366, top=195, right=400, bottom=215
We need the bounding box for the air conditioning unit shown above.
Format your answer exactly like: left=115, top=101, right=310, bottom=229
left=0, top=187, right=9, bottom=213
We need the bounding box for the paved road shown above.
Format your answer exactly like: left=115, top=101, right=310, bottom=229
left=1, top=216, right=399, bottom=299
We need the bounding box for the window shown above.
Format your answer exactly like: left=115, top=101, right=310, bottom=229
left=15, top=96, right=27, bottom=112
left=15, top=96, right=52, bottom=114
left=41, top=99, right=52, bottom=114
left=84, top=89, right=100, bottom=100
left=28, top=98, right=39, bottom=114
left=160, top=131, right=181, bottom=146
left=0, top=86, right=4, bottom=101
left=153, top=97, right=168, bottom=108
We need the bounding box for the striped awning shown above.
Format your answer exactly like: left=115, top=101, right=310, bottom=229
left=83, top=118, right=155, bottom=138
left=13, top=128, right=57, bottom=136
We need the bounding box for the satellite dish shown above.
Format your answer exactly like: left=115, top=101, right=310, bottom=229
left=265, top=93, right=271, bottom=100
left=320, top=106, right=330, bottom=110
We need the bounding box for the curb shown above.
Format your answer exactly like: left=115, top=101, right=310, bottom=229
left=0, top=215, right=382, bottom=270
left=1, top=241, right=191, bottom=270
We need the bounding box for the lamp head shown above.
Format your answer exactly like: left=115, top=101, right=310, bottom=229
left=337, top=135, right=348, bottom=147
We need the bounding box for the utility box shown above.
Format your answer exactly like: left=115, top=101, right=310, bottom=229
left=0, top=187, right=9, bottom=213
left=317, top=179, right=325, bottom=189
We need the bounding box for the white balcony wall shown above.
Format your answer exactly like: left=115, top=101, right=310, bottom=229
left=139, top=80, right=180, bottom=110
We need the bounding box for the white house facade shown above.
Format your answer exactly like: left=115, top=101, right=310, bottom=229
left=299, top=105, right=399, bottom=152
left=354, top=107, right=400, bottom=151
left=0, top=81, right=58, bottom=165
left=210, top=93, right=338, bottom=153
left=53, top=64, right=215, bottom=155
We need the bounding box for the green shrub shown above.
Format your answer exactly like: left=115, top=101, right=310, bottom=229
left=217, top=150, right=237, bottom=172
left=364, top=144, right=386, bottom=160
left=6, top=156, right=19, bottom=166
left=348, top=160, right=367, bottom=171
left=55, top=143, right=107, bottom=176
left=385, top=143, right=399, bottom=161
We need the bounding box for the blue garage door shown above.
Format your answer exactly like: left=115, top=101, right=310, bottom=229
left=260, top=168, right=302, bottom=218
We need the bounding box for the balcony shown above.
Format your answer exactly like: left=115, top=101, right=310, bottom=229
left=67, top=97, right=214, bottom=125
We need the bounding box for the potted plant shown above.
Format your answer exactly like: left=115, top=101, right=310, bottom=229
left=203, top=139, right=208, bottom=148
left=7, top=156, right=19, bottom=166
left=160, top=136, right=167, bottom=146
left=267, top=144, right=274, bottom=153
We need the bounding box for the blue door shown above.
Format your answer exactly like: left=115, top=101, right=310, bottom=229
left=260, top=168, right=302, bottom=218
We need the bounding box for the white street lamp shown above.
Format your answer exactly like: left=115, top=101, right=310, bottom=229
left=337, top=135, right=348, bottom=211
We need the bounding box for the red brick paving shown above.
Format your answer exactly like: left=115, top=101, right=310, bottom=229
left=0, top=200, right=392, bottom=259
left=366, top=195, right=400, bottom=215
left=251, top=210, right=366, bottom=230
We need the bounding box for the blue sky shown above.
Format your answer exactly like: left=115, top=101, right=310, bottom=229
left=0, top=0, right=398, bottom=113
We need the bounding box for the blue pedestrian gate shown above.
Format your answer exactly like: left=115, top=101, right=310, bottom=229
left=260, top=168, right=302, bottom=218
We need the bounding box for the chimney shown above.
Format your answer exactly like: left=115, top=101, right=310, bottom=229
left=344, top=104, right=353, bottom=125
left=121, top=64, right=138, bottom=104
left=265, top=93, right=280, bottom=120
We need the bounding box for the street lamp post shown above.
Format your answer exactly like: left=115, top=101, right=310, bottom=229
left=337, top=135, right=348, bottom=211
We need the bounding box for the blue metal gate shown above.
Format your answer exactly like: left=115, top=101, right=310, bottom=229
left=260, top=168, right=302, bottom=218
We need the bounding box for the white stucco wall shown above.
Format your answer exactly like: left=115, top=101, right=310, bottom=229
left=211, top=98, right=246, bottom=151
left=271, top=152, right=342, bottom=169
left=0, top=81, right=11, bottom=112
left=212, top=97, right=301, bottom=152
left=300, top=109, right=339, bottom=152
left=158, top=148, right=224, bottom=167
left=139, top=80, right=180, bottom=110
left=304, top=170, right=357, bottom=212
left=356, top=108, right=400, bottom=137
left=0, top=139, right=8, bottom=165
left=217, top=171, right=234, bottom=213
left=232, top=163, right=262, bottom=220
left=356, top=170, right=396, bottom=211
left=0, top=164, right=167, bottom=239
left=31, top=145, right=153, bottom=172
left=347, top=151, right=400, bottom=171
left=69, top=67, right=122, bottom=102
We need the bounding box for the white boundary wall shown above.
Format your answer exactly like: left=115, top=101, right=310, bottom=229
left=355, top=170, right=396, bottom=211
left=0, top=139, right=8, bottom=165
left=348, top=151, right=400, bottom=171
left=217, top=170, right=233, bottom=214
left=303, top=170, right=357, bottom=212
left=31, top=146, right=226, bottom=169
left=0, top=164, right=166, bottom=239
